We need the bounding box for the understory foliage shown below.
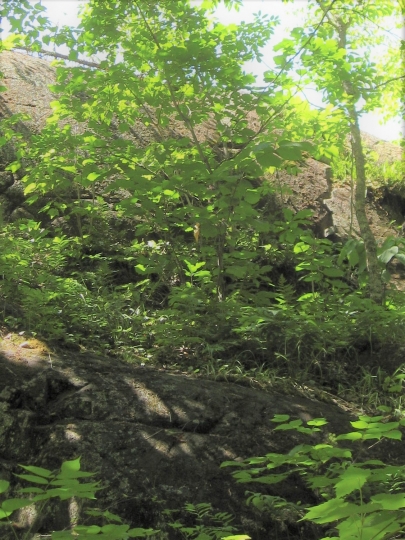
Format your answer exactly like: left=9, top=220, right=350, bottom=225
left=224, top=411, right=405, bottom=540
left=0, top=457, right=247, bottom=539
left=0, top=2, right=404, bottom=538
left=0, top=1, right=403, bottom=375
left=3, top=413, right=405, bottom=539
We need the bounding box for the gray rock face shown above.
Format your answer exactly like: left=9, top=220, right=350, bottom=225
left=324, top=185, right=400, bottom=241
left=0, top=50, right=56, bottom=134
left=0, top=171, right=13, bottom=193
left=0, top=339, right=355, bottom=539
left=268, top=158, right=334, bottom=237
left=0, top=51, right=57, bottom=219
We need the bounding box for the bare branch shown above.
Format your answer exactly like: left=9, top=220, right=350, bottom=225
left=13, top=46, right=102, bottom=69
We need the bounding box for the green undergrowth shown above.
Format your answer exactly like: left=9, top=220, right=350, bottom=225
left=2, top=213, right=405, bottom=409
left=223, top=410, right=405, bottom=540
left=0, top=0, right=403, bottom=410
left=0, top=0, right=404, bottom=538
left=0, top=0, right=404, bottom=419
left=0, top=458, right=247, bottom=540
left=330, top=139, right=404, bottom=189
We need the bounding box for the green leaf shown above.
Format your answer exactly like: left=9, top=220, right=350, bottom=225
left=274, top=419, right=303, bottom=430
left=58, top=165, right=77, bottom=173
left=127, top=528, right=160, bottom=537
left=0, top=480, right=9, bottom=494
left=58, top=458, right=84, bottom=479
left=307, top=419, right=328, bottom=427
left=86, top=509, right=123, bottom=523
left=68, top=50, right=78, bottom=61
left=244, top=190, right=260, bottom=204
left=250, top=473, right=289, bottom=484
left=101, top=524, right=130, bottom=534
left=52, top=532, right=77, bottom=539
left=294, top=209, right=313, bottom=219
left=222, top=536, right=251, bottom=540
left=6, top=161, right=21, bottom=173
left=15, top=474, right=49, bottom=484
left=24, top=182, right=37, bottom=195
left=257, top=152, right=283, bottom=169
left=135, top=264, right=147, bottom=274
left=335, top=432, right=363, bottom=441
left=0, top=509, right=13, bottom=520
left=19, top=488, right=45, bottom=494
left=184, top=260, right=206, bottom=273
left=232, top=471, right=253, bottom=482
left=294, top=242, right=310, bottom=254
left=371, top=493, right=405, bottom=510
left=322, top=267, right=344, bottom=278
left=2, top=499, right=33, bottom=512
left=276, top=145, right=302, bottom=160
left=226, top=265, right=247, bottom=278
left=302, top=499, right=360, bottom=524
left=335, top=467, right=371, bottom=498
left=220, top=461, right=245, bottom=468
left=194, top=270, right=211, bottom=278
left=384, top=430, right=402, bottom=440
left=394, top=252, right=405, bottom=264
left=350, top=420, right=369, bottom=429
left=20, top=465, right=52, bottom=478
left=73, top=525, right=101, bottom=534
left=379, top=246, right=398, bottom=264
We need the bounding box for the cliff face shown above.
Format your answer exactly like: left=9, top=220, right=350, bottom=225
left=0, top=49, right=403, bottom=239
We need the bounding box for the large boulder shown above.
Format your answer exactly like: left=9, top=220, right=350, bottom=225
left=0, top=332, right=365, bottom=539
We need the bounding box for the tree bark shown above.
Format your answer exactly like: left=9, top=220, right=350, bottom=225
left=348, top=109, right=383, bottom=303
left=335, top=18, right=384, bottom=303
left=314, top=1, right=384, bottom=302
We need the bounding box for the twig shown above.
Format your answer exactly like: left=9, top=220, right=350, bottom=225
left=13, top=46, right=101, bottom=69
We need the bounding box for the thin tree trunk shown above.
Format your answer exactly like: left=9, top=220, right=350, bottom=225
left=348, top=109, right=383, bottom=303
left=334, top=20, right=383, bottom=303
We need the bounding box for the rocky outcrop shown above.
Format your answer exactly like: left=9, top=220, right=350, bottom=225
left=0, top=333, right=365, bottom=539
left=0, top=51, right=56, bottom=219
left=268, top=158, right=334, bottom=237
left=324, top=185, right=397, bottom=241
left=321, top=132, right=403, bottom=240
left=0, top=50, right=56, bottom=134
